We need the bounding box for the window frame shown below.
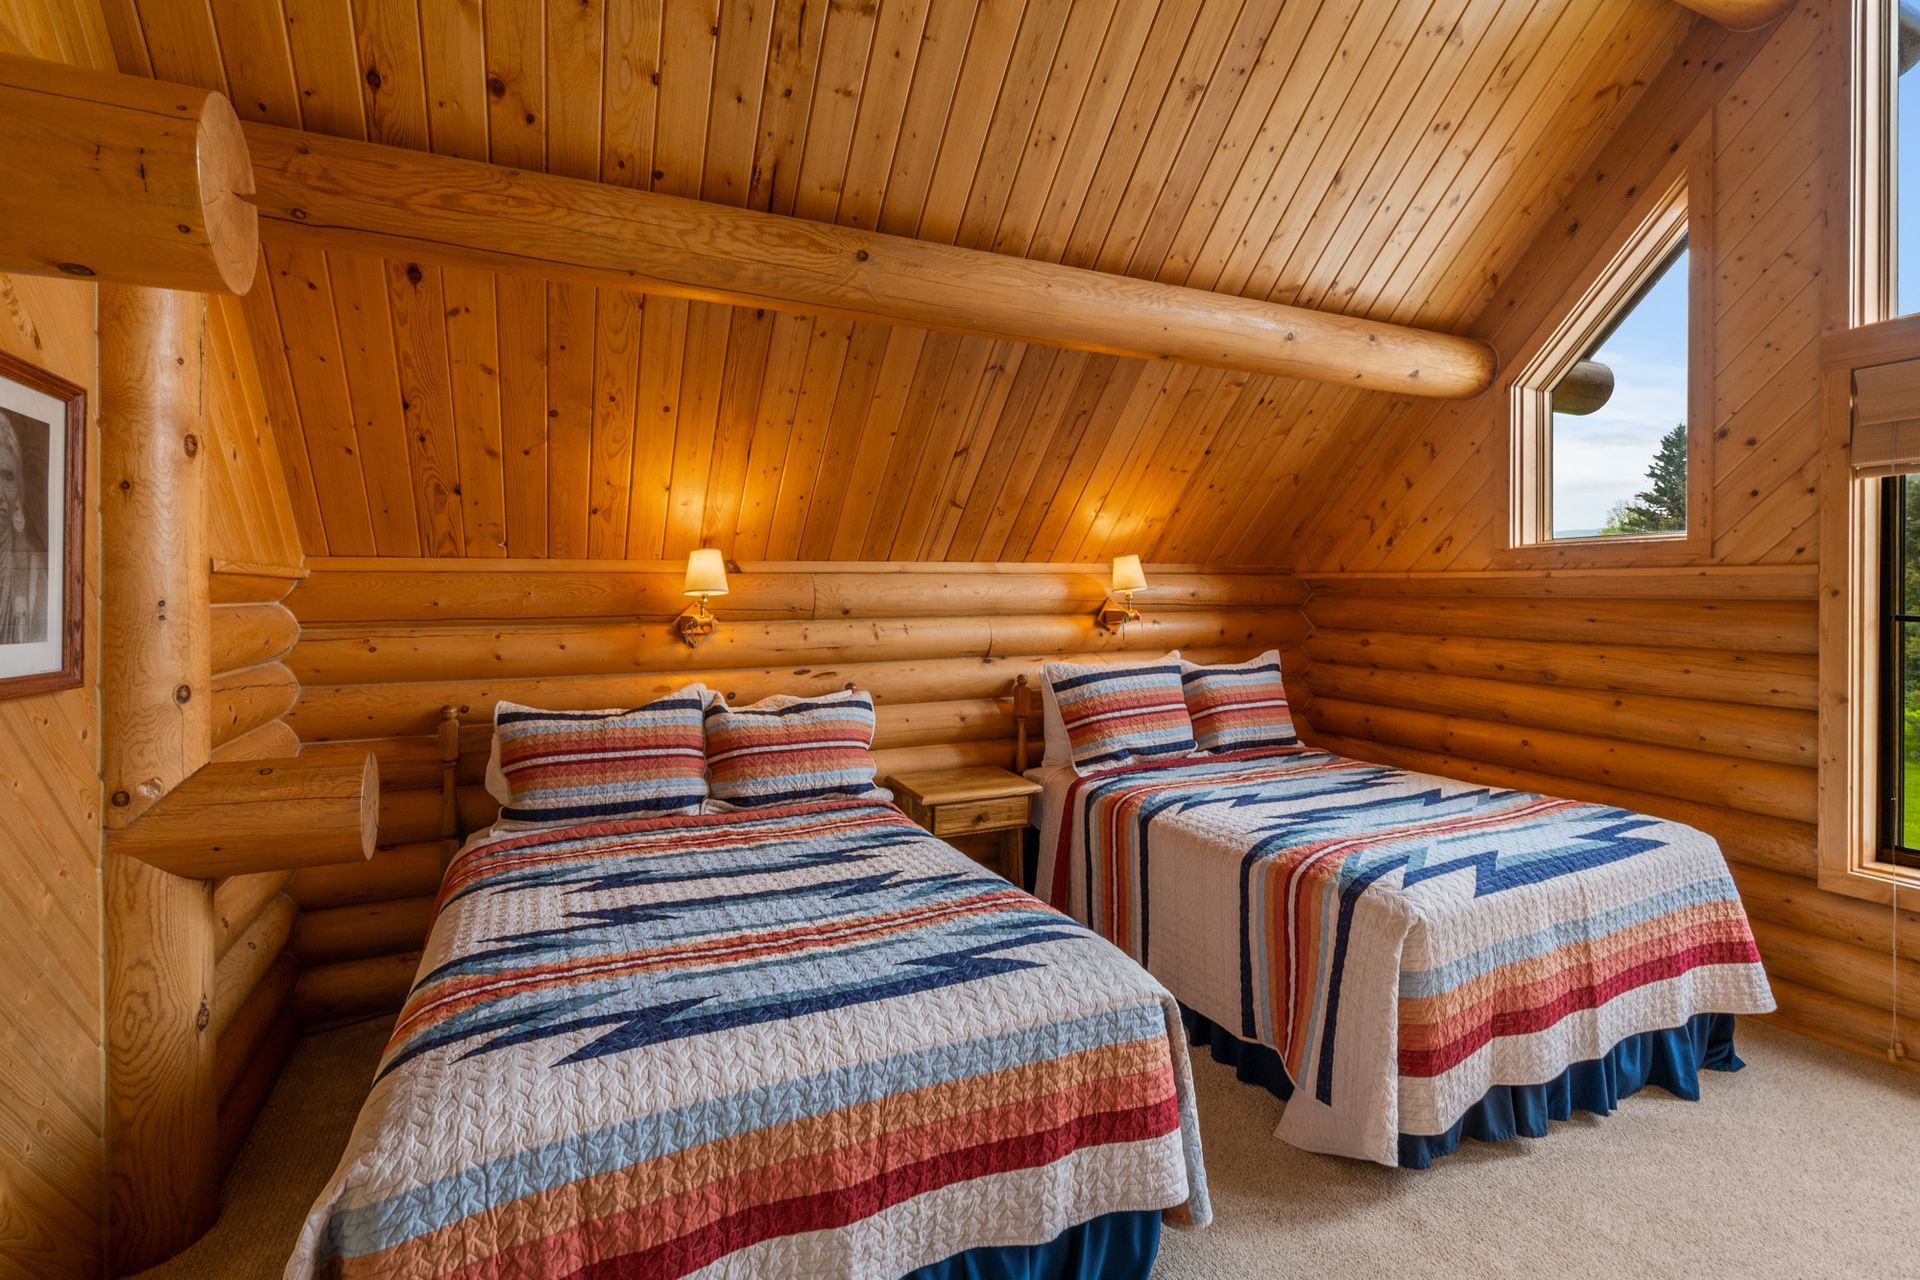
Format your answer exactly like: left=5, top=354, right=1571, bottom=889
left=1819, top=1, right=1920, bottom=905
left=1502, top=130, right=1715, bottom=567
left=1848, top=0, right=1899, bottom=325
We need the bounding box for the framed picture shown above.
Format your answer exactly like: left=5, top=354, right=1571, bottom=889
left=0, top=349, right=84, bottom=699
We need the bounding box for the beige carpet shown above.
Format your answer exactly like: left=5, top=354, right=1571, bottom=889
left=138, top=1018, right=1919, bottom=1279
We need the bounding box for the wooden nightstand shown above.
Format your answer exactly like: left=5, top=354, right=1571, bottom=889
left=888, top=766, right=1042, bottom=886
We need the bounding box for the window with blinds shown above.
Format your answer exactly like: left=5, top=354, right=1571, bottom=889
left=1851, top=358, right=1920, bottom=476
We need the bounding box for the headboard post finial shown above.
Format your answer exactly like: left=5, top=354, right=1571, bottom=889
left=437, top=705, right=462, bottom=845
left=1014, top=675, right=1034, bottom=775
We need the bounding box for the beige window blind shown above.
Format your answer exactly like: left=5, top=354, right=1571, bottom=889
left=1851, top=357, right=1920, bottom=476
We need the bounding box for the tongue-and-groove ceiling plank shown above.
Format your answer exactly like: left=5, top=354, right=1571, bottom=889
left=107, top=0, right=1692, bottom=564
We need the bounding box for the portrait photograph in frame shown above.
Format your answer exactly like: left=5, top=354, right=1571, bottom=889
left=0, top=348, right=84, bottom=699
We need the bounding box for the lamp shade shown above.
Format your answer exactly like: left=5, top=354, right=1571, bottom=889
left=683, top=548, right=730, bottom=598
left=1111, top=554, right=1147, bottom=594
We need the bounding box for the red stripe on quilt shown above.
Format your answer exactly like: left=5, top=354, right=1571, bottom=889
left=1397, top=938, right=1763, bottom=1077
left=560, top=1097, right=1182, bottom=1280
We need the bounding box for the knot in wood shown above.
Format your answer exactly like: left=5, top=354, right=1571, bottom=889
left=173, top=684, right=192, bottom=705
left=195, top=1000, right=210, bottom=1032
left=182, top=433, right=199, bottom=458
left=111, top=789, right=130, bottom=807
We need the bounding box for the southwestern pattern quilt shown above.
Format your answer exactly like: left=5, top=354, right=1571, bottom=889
left=289, top=799, right=1209, bottom=1279
left=1034, top=747, right=1774, bottom=1166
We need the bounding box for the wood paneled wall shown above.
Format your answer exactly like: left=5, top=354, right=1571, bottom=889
left=1288, top=5, right=1920, bottom=1074
left=0, top=6, right=120, bottom=1277
left=279, top=558, right=1304, bottom=1024
left=0, top=8, right=112, bottom=1279
left=1292, top=8, right=1818, bottom=572
left=0, top=284, right=106, bottom=1280
left=203, top=294, right=302, bottom=572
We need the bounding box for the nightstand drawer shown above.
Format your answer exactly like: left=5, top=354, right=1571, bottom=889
left=930, top=796, right=1030, bottom=836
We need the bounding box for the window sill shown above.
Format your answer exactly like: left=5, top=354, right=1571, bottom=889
left=1816, top=852, right=1920, bottom=905
left=1494, top=530, right=1710, bottom=569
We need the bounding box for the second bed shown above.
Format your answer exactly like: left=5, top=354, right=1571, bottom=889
left=1030, top=739, right=1775, bottom=1168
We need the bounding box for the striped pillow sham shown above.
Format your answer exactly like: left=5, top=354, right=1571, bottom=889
left=1044, top=656, right=1196, bottom=774
left=1179, top=650, right=1298, bottom=753
left=703, top=689, right=891, bottom=809
left=1040, top=651, right=1180, bottom=768
left=490, top=689, right=710, bottom=827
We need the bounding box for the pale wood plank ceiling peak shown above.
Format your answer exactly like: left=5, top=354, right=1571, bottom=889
left=109, top=0, right=1696, bottom=566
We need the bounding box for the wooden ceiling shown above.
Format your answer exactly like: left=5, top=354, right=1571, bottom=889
left=103, top=0, right=1694, bottom=566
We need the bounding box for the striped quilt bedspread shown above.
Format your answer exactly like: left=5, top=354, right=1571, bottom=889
left=1034, top=748, right=1774, bottom=1166
left=289, top=799, right=1209, bottom=1279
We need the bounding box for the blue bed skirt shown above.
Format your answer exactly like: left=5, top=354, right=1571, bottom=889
left=1179, top=1004, right=1744, bottom=1169
left=905, top=1210, right=1161, bottom=1280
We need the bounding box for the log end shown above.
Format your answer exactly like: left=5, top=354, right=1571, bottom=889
left=1551, top=359, right=1615, bottom=416
left=1674, top=0, right=1794, bottom=32
left=194, top=90, right=257, bottom=294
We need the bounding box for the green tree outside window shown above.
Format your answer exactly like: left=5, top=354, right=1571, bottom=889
left=1598, top=422, right=1686, bottom=536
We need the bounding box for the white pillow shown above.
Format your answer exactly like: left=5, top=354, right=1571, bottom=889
left=1040, top=651, right=1180, bottom=767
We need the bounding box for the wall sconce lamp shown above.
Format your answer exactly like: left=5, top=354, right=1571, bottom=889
left=1097, top=555, right=1147, bottom=632
left=676, top=548, right=730, bottom=647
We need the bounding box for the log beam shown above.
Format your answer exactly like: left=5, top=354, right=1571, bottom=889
left=285, top=640, right=1289, bottom=742
left=213, top=953, right=299, bottom=1105
left=211, top=894, right=297, bottom=1040
left=286, top=561, right=1306, bottom=624
left=101, top=286, right=210, bottom=827
left=210, top=558, right=308, bottom=604
left=1548, top=358, right=1615, bottom=416
left=210, top=601, right=299, bottom=674
left=215, top=1006, right=296, bottom=1175
left=106, top=754, right=379, bottom=879
left=288, top=609, right=1302, bottom=685
left=211, top=718, right=303, bottom=762
left=1669, top=1, right=1794, bottom=31
left=210, top=659, right=300, bottom=747
left=291, top=896, right=436, bottom=967
left=0, top=54, right=255, bottom=292
left=241, top=124, right=1495, bottom=398
left=288, top=841, right=448, bottom=909
left=213, top=870, right=294, bottom=960
left=293, top=951, right=422, bottom=1028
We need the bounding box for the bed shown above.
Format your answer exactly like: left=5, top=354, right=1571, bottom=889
left=1028, top=740, right=1776, bottom=1168
left=289, top=796, right=1210, bottom=1279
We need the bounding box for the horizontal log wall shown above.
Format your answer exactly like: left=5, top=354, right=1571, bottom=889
left=283, top=558, right=1305, bottom=1024
left=1294, top=569, right=1920, bottom=1076
left=198, top=567, right=308, bottom=1176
